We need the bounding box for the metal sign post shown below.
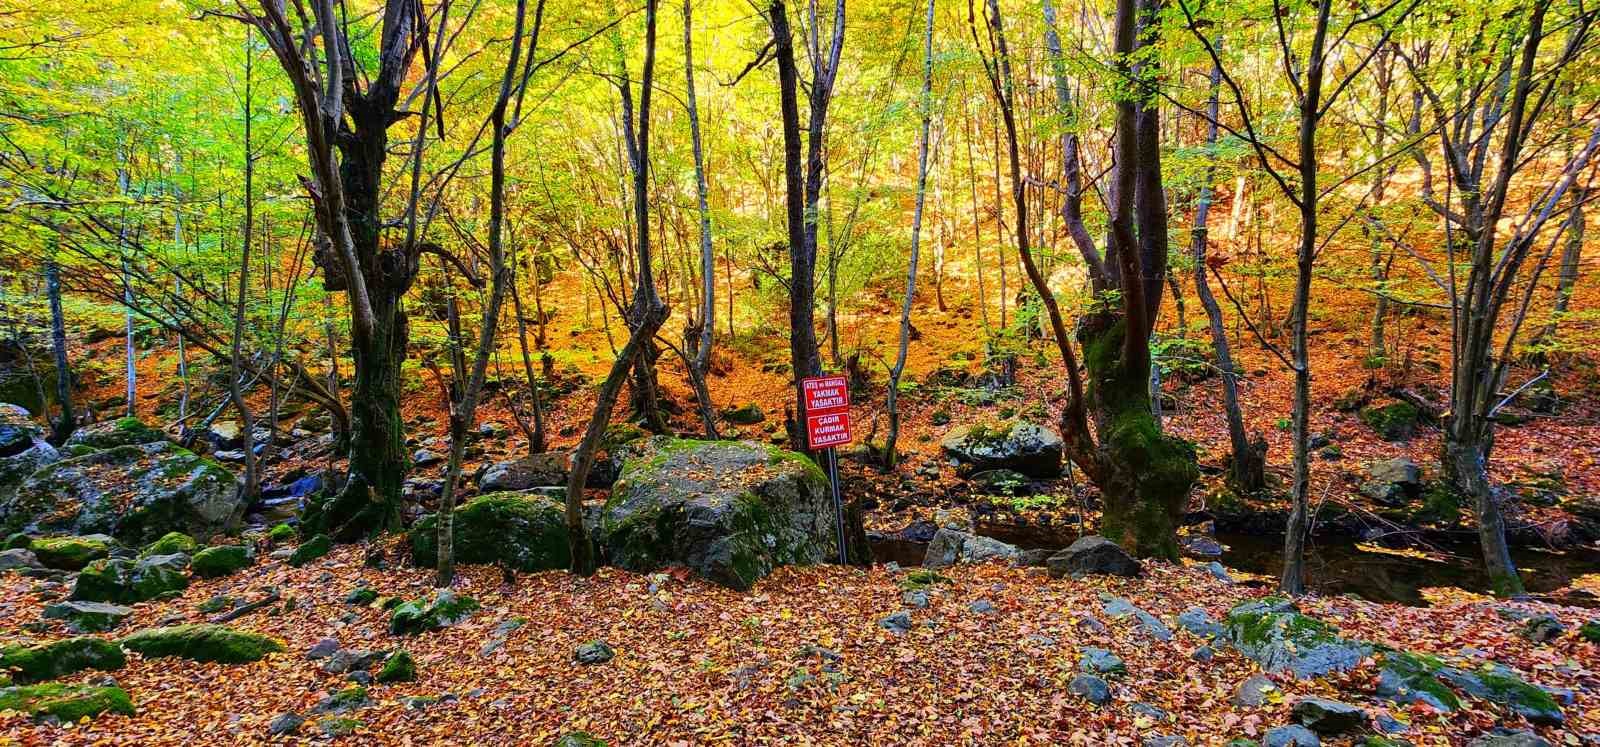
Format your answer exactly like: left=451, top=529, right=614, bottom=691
left=802, top=375, right=853, bottom=564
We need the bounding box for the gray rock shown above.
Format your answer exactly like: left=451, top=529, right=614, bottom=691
left=1, top=441, right=242, bottom=545
left=600, top=437, right=839, bottom=590
left=1225, top=599, right=1369, bottom=680
left=0, top=547, right=40, bottom=570
left=1075, top=615, right=1107, bottom=635
left=939, top=420, right=1063, bottom=477
left=1177, top=607, right=1224, bottom=638
left=1130, top=702, right=1169, bottom=722
left=207, top=420, right=244, bottom=449
left=879, top=611, right=912, bottom=634
left=1264, top=724, right=1320, bottom=747
left=1180, top=535, right=1223, bottom=558
left=1047, top=536, right=1142, bottom=578
left=42, top=600, right=133, bottom=632
left=1291, top=697, right=1366, bottom=734
left=1205, top=561, right=1233, bottom=583
left=1232, top=675, right=1279, bottom=707
left=0, top=405, right=59, bottom=509
left=479, top=453, right=569, bottom=492
left=1079, top=647, right=1124, bottom=675
left=921, top=527, right=1020, bottom=568
left=1467, top=729, right=1552, bottom=747
left=1190, top=645, right=1215, bottom=662
left=1361, top=458, right=1423, bottom=506
left=69, top=553, right=189, bottom=604
left=968, top=599, right=996, bottom=615
left=1520, top=614, right=1565, bottom=643
left=1102, top=595, right=1172, bottom=641
left=268, top=712, right=304, bottom=736
left=1067, top=673, right=1111, bottom=704
left=901, top=590, right=929, bottom=609
left=412, top=449, right=442, bottom=468
left=574, top=640, right=614, bottom=665
left=307, top=638, right=341, bottom=659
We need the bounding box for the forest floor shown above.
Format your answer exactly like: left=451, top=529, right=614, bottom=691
left=3, top=539, right=1598, bottom=745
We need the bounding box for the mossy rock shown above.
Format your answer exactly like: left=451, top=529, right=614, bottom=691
left=64, top=416, right=168, bottom=450
left=71, top=554, right=189, bottom=604
left=0, top=683, right=134, bottom=722
left=389, top=591, right=479, bottom=635
left=1375, top=650, right=1462, bottom=711
left=1, top=441, right=242, bottom=545
left=1413, top=484, right=1462, bottom=526
left=119, top=623, right=284, bottom=663
left=190, top=545, right=252, bottom=578
left=720, top=403, right=765, bottom=425
left=375, top=650, right=416, bottom=683
left=601, top=437, right=838, bottom=591
left=1359, top=401, right=1420, bottom=441
left=41, top=600, right=133, bottom=633
left=938, top=419, right=1064, bottom=478
left=1225, top=598, right=1370, bottom=680
left=1580, top=620, right=1600, bottom=644
left=317, top=716, right=362, bottom=736
left=288, top=533, right=332, bottom=566
left=140, top=531, right=198, bottom=558
left=30, top=535, right=113, bottom=571
left=0, top=637, right=126, bottom=683
left=345, top=586, right=378, bottom=605
left=266, top=523, right=296, bottom=544
left=409, top=492, right=570, bottom=572
left=2, top=532, right=30, bottom=550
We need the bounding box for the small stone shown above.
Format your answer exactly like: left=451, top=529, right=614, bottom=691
left=879, top=611, right=912, bottom=634
left=1466, top=728, right=1552, bottom=747
left=968, top=600, right=995, bottom=614
left=1047, top=536, right=1142, bottom=578
left=1233, top=675, right=1279, bottom=708
left=307, top=638, right=340, bottom=659
left=1264, top=724, right=1321, bottom=747
left=1206, top=561, right=1233, bottom=583
left=575, top=640, right=614, bottom=665
left=267, top=712, right=304, bottom=736
left=902, top=590, right=929, bottom=609
left=1067, top=673, right=1110, bottom=705
left=346, top=671, right=372, bottom=686
left=1075, top=615, right=1107, bottom=635
left=1177, top=607, right=1224, bottom=638
left=1520, top=614, right=1565, bottom=644
left=1079, top=647, right=1125, bottom=675
left=1191, top=645, right=1215, bottom=662
left=1291, top=697, right=1366, bottom=734
left=1130, top=702, right=1169, bottom=722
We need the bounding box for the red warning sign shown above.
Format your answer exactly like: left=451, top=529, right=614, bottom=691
left=802, top=375, right=852, bottom=450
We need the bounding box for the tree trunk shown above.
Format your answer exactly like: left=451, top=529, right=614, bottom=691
left=45, top=258, right=74, bottom=445
left=884, top=0, right=936, bottom=471
left=684, top=0, right=719, bottom=440
left=231, top=35, right=260, bottom=507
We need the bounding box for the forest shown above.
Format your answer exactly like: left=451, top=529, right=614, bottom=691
left=0, top=0, right=1598, bottom=743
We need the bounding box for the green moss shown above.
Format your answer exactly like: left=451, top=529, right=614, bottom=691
left=266, top=523, right=296, bottom=543
left=190, top=545, right=251, bottom=578
left=288, top=533, right=332, bottom=566
left=317, top=716, right=362, bottom=736
left=899, top=569, right=951, bottom=591
left=346, top=586, right=378, bottom=605
left=409, top=492, right=570, bottom=572
left=375, top=650, right=416, bottom=683
left=389, top=591, right=480, bottom=635
left=1477, top=670, right=1560, bottom=713
left=30, top=536, right=113, bottom=571
left=1379, top=651, right=1461, bottom=711
left=0, top=637, right=126, bottom=683
left=1414, top=485, right=1462, bottom=526
left=139, top=532, right=198, bottom=558
left=72, top=557, right=188, bottom=604
left=1360, top=401, right=1420, bottom=440
left=1580, top=620, right=1600, bottom=644
left=0, top=683, right=134, bottom=722
left=119, top=624, right=284, bottom=663
left=2, top=533, right=30, bottom=550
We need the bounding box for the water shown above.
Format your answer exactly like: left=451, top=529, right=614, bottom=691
left=870, top=530, right=1600, bottom=607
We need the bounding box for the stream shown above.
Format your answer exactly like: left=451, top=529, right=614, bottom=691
left=870, top=530, right=1600, bottom=607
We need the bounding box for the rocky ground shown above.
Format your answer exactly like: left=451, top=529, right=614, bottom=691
left=2, top=537, right=1598, bottom=746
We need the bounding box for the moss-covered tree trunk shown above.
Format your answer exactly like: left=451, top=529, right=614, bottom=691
left=1081, top=315, right=1197, bottom=560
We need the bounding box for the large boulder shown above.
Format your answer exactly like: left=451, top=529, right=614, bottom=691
left=0, top=404, right=58, bottom=507
left=71, top=553, right=190, bottom=604
left=0, top=637, right=126, bottom=683
left=63, top=416, right=168, bottom=450
left=1047, top=536, right=1143, bottom=578
left=410, top=492, right=570, bottom=572
left=0, top=440, right=243, bottom=545
left=1359, top=457, right=1423, bottom=506
left=478, top=453, right=569, bottom=493
left=0, top=683, right=134, bottom=723
left=939, top=420, right=1063, bottom=477
left=921, top=527, right=1020, bottom=568
left=119, top=623, right=284, bottom=663
left=600, top=437, right=838, bottom=590
left=1225, top=598, right=1370, bottom=680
